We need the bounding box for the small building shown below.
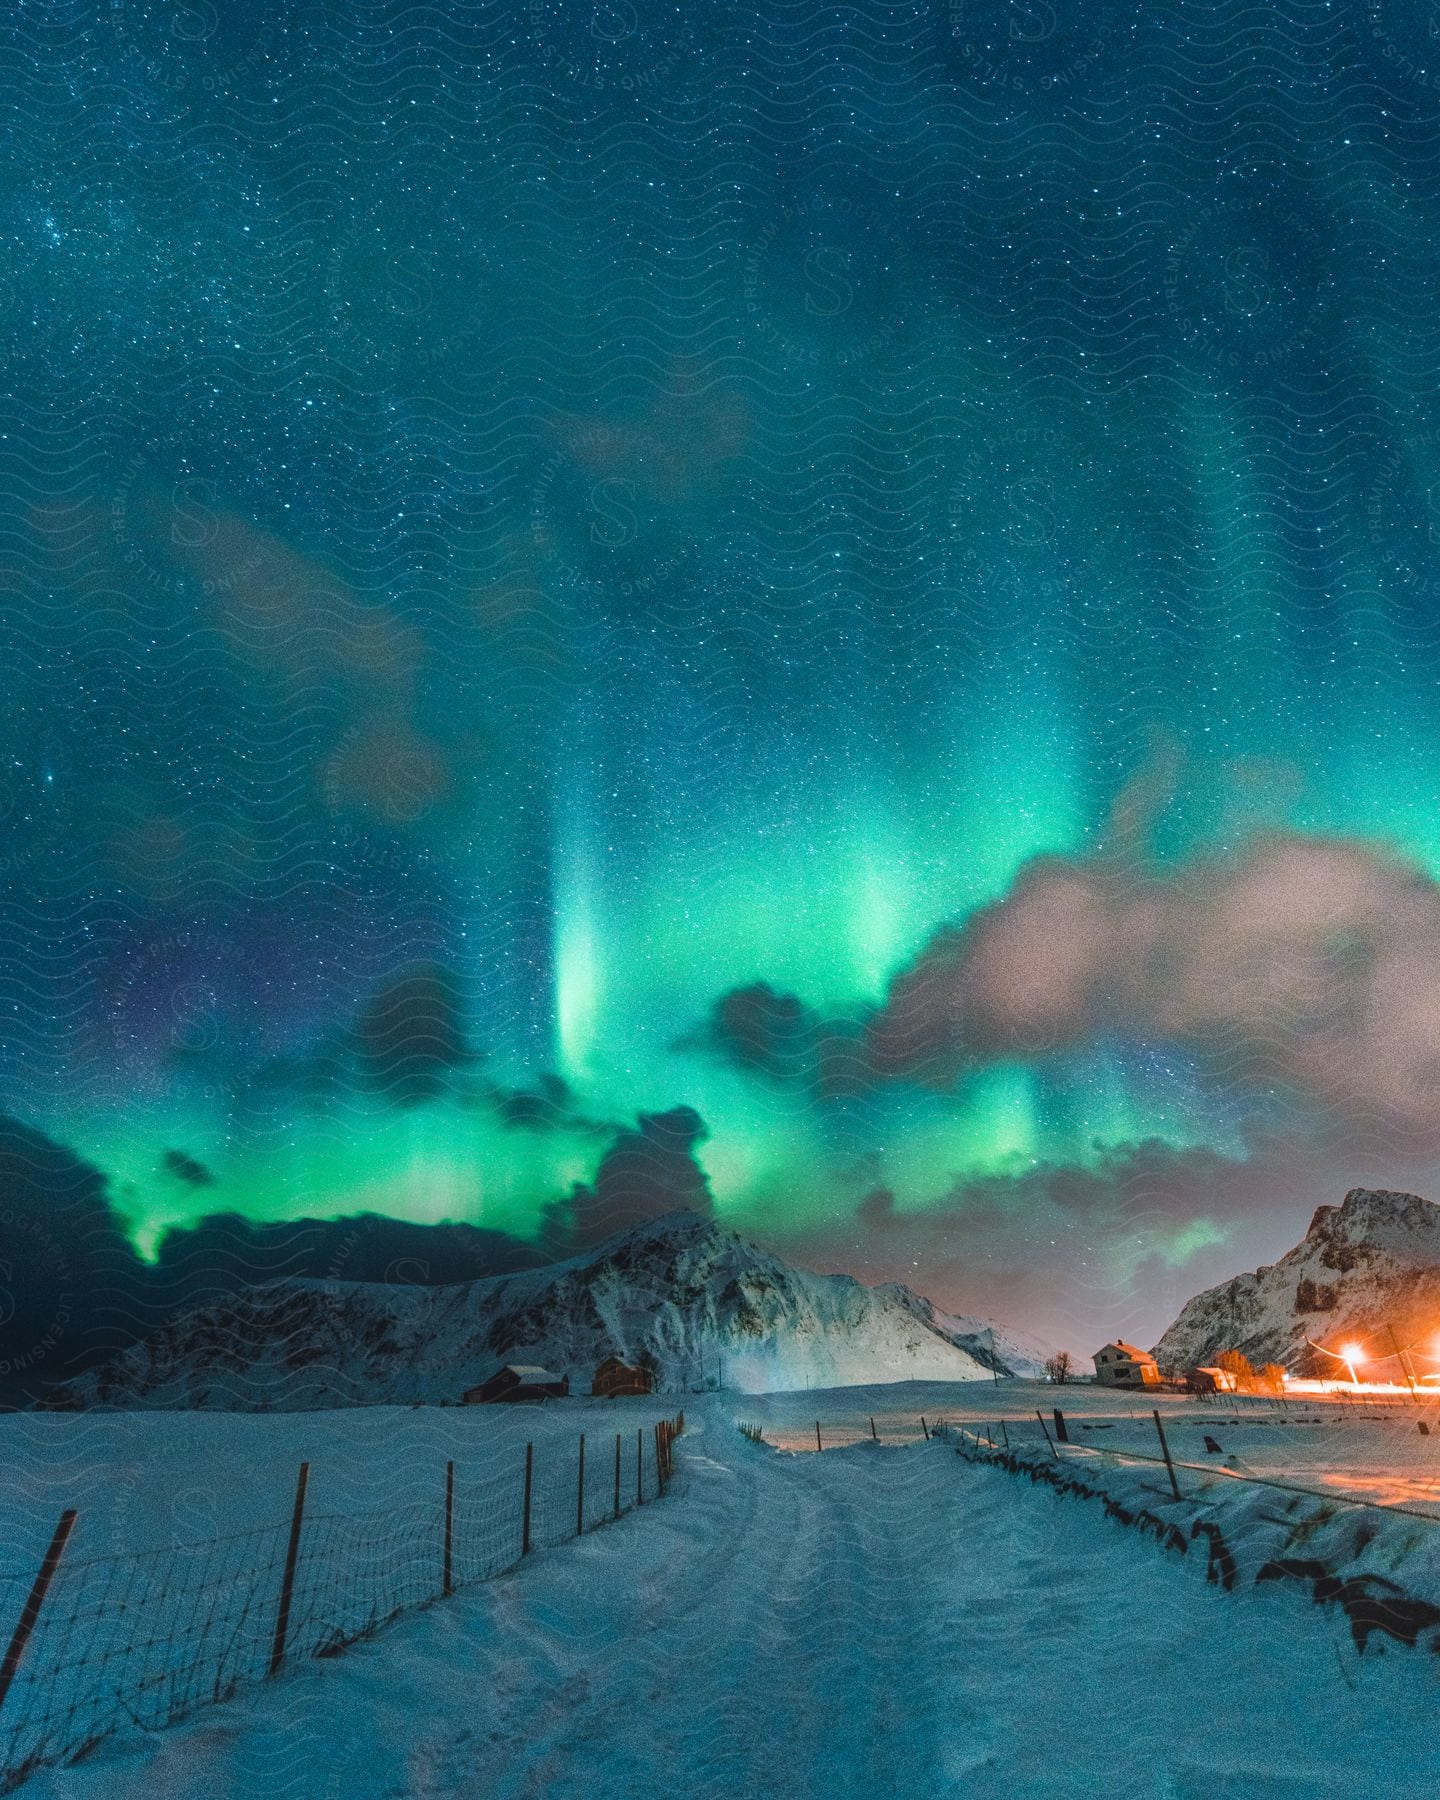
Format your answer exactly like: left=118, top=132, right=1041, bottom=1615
left=463, top=1364, right=569, bottom=1404
left=591, top=1356, right=655, bottom=1398
left=1188, top=1365, right=1238, bottom=1395
left=1092, top=1341, right=1161, bottom=1388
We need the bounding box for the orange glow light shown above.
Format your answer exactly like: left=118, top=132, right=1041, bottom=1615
left=1341, top=1343, right=1366, bottom=1363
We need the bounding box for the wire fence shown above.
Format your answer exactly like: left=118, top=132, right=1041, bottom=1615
left=1019, top=1392, right=1440, bottom=1515
left=0, top=1413, right=683, bottom=1792
left=737, top=1414, right=938, bottom=1452
left=738, top=1403, right=1440, bottom=1653
left=741, top=1387, right=1440, bottom=1515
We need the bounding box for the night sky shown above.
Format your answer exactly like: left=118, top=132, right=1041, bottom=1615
left=6, top=0, right=1440, bottom=1377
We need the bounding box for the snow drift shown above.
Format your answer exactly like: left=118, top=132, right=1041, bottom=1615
left=51, top=1211, right=1048, bottom=1409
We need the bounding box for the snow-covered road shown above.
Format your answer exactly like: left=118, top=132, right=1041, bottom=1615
left=29, top=1402, right=1440, bottom=1799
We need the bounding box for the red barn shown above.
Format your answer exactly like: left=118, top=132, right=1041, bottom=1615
left=591, top=1356, right=655, bottom=1398
left=463, top=1364, right=569, bottom=1404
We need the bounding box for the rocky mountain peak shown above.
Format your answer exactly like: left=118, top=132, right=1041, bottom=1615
left=54, top=1208, right=1048, bottom=1409
left=1155, top=1186, right=1440, bottom=1374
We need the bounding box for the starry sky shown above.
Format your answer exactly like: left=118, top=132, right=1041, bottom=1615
left=6, top=0, right=1440, bottom=1378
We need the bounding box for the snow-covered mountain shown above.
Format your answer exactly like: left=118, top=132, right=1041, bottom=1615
left=1153, top=1187, right=1440, bottom=1375
left=51, top=1211, right=1049, bottom=1409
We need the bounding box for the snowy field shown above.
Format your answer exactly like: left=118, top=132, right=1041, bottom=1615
left=9, top=1393, right=1437, bottom=1799
left=0, top=1395, right=684, bottom=1784
left=742, top=1379, right=1440, bottom=1515
left=0, top=1395, right=679, bottom=1582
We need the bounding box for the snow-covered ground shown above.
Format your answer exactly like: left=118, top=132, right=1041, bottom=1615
left=8, top=1390, right=1439, bottom=1799
left=744, top=1379, right=1440, bottom=1515
left=0, top=1396, right=677, bottom=1581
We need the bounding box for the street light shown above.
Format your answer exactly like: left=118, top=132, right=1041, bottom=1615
left=1341, top=1342, right=1366, bottom=1385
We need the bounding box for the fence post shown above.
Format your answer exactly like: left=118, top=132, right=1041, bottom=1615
left=443, top=1460, right=455, bottom=1598
left=654, top=1422, right=664, bottom=1492
left=1000, top=1419, right=1009, bottom=1449
left=920, top=1416, right=929, bottom=1439
left=1034, top=1410, right=1059, bottom=1459
left=870, top=1416, right=877, bottom=1442
left=576, top=1434, right=586, bottom=1538
left=269, top=1462, right=309, bottom=1677
left=614, top=1432, right=621, bottom=1520
left=1053, top=1408, right=1069, bottom=1443
left=0, top=1508, right=77, bottom=1715
left=815, top=1420, right=822, bottom=1453
left=636, top=1427, right=644, bottom=1506
left=522, top=1442, right=534, bottom=1555
left=1153, top=1410, right=1181, bottom=1501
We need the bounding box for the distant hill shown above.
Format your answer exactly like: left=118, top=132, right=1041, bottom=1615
left=1154, top=1187, right=1440, bottom=1376
left=51, top=1210, right=1050, bottom=1409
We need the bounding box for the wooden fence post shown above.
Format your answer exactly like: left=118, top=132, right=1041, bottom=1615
left=1153, top=1410, right=1181, bottom=1500
left=999, top=1419, right=1009, bottom=1449
left=870, top=1417, right=877, bottom=1442
left=269, top=1462, right=309, bottom=1677
left=654, top=1422, right=663, bottom=1492
left=0, top=1508, right=77, bottom=1714
left=522, top=1442, right=534, bottom=1555
left=1034, top=1410, right=1059, bottom=1459
left=443, top=1460, right=455, bottom=1598
left=636, top=1427, right=644, bottom=1507
left=1053, top=1408, right=1069, bottom=1443
left=920, top=1416, right=929, bottom=1439
left=614, top=1432, right=621, bottom=1521
left=576, top=1434, right=586, bottom=1538
left=815, top=1420, right=822, bottom=1453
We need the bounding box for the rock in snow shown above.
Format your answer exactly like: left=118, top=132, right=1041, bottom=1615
left=52, top=1211, right=1049, bottom=1409
left=1154, top=1187, right=1440, bottom=1375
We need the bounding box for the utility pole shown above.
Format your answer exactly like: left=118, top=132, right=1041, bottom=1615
left=1385, top=1321, right=1418, bottom=1397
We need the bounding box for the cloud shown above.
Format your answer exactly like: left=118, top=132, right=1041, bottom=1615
left=0, top=1115, right=140, bottom=1392
left=146, top=1210, right=545, bottom=1292
left=770, top=1134, right=1351, bottom=1354
left=320, top=714, right=455, bottom=826
left=867, top=831, right=1440, bottom=1149
left=681, top=981, right=875, bottom=1099
left=492, top=1071, right=608, bottom=1136
left=162, top=1148, right=217, bottom=1188
left=351, top=962, right=478, bottom=1104
left=558, top=1105, right=716, bottom=1249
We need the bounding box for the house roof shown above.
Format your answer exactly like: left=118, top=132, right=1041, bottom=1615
left=1095, top=1341, right=1157, bottom=1361
left=493, top=1364, right=562, bottom=1382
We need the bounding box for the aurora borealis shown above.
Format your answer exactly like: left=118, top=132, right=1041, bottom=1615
left=7, top=1, right=1440, bottom=1373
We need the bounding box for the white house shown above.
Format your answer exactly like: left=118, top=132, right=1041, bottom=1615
left=1092, top=1341, right=1161, bottom=1388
